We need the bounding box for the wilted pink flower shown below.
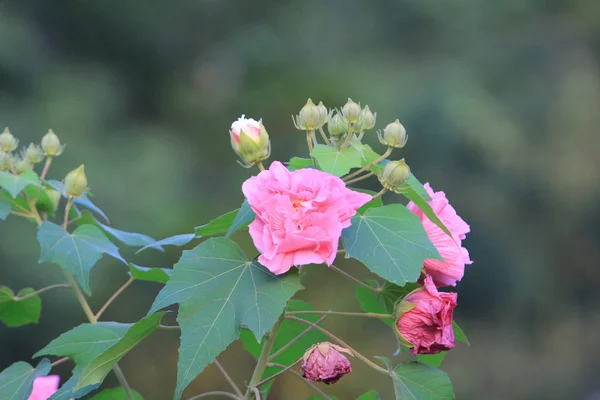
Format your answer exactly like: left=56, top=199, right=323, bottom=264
left=301, top=342, right=353, bottom=384
left=396, top=275, right=457, bottom=355
left=406, top=182, right=472, bottom=287
left=242, top=161, right=371, bottom=274
left=230, top=115, right=261, bottom=152
left=28, top=376, right=61, bottom=400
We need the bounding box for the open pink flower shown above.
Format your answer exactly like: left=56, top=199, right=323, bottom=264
left=242, top=161, right=371, bottom=274
left=28, top=376, right=65, bottom=400
left=396, top=275, right=457, bottom=355
left=406, top=182, right=472, bottom=287
left=301, top=342, right=353, bottom=384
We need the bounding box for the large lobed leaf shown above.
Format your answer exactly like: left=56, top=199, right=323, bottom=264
left=37, top=222, right=123, bottom=295
left=148, top=237, right=302, bottom=400
left=0, top=286, right=41, bottom=327
left=0, top=359, right=51, bottom=400
left=342, top=204, right=441, bottom=286
left=380, top=359, right=455, bottom=400
left=128, top=263, right=171, bottom=284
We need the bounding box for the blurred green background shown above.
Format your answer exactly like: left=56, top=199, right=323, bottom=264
left=1, top=1, right=600, bottom=399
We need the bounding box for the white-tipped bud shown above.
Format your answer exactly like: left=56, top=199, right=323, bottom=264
left=379, top=159, right=410, bottom=192
left=65, top=164, right=88, bottom=197
left=378, top=120, right=407, bottom=148
left=342, top=98, right=361, bottom=124
left=229, top=115, right=271, bottom=167
left=23, top=143, right=44, bottom=164
left=41, top=129, right=65, bottom=156
left=359, top=106, right=377, bottom=131
left=0, top=127, right=18, bottom=153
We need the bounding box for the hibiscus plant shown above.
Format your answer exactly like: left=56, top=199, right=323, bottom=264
left=0, top=98, right=471, bottom=400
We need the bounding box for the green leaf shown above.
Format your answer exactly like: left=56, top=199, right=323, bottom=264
left=75, top=313, right=164, bottom=390
left=128, top=263, right=171, bottom=284
left=356, top=281, right=393, bottom=328
left=0, top=286, right=42, bottom=327
left=288, top=157, right=314, bottom=170
left=0, top=170, right=42, bottom=198
left=47, top=180, right=110, bottom=223
left=418, top=352, right=448, bottom=368
left=37, top=222, right=122, bottom=295
left=35, top=322, right=133, bottom=399
left=98, top=221, right=159, bottom=249
left=383, top=360, right=455, bottom=400
left=195, top=209, right=238, bottom=237
left=225, top=200, right=255, bottom=237
left=90, top=388, right=144, bottom=400
left=357, top=391, right=380, bottom=400
left=311, top=144, right=362, bottom=177
left=135, top=233, right=195, bottom=254
left=0, top=198, right=10, bottom=220
left=452, top=321, right=469, bottom=346
left=350, top=141, right=381, bottom=167
left=341, top=204, right=441, bottom=286
left=240, top=300, right=327, bottom=397
left=0, top=359, right=51, bottom=400
left=148, top=237, right=302, bottom=400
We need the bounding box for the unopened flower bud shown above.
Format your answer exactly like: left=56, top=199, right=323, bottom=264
left=41, top=129, right=64, bottom=156
left=342, top=98, right=361, bottom=124
left=293, top=99, right=322, bottom=131
left=14, top=157, right=32, bottom=173
left=378, top=120, right=407, bottom=148
left=37, top=188, right=61, bottom=214
left=359, top=106, right=377, bottom=131
left=230, top=115, right=271, bottom=166
left=327, top=113, right=348, bottom=137
left=23, top=143, right=44, bottom=164
left=0, top=152, right=11, bottom=171
left=0, top=127, right=18, bottom=153
left=65, top=165, right=88, bottom=197
left=379, top=159, right=410, bottom=192
left=317, top=101, right=328, bottom=126
left=301, top=342, right=353, bottom=384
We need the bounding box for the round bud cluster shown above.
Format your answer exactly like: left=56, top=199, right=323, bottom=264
left=327, top=112, right=348, bottom=137
left=379, top=159, right=410, bottom=192
left=342, top=98, right=361, bottom=125
left=378, top=120, right=407, bottom=148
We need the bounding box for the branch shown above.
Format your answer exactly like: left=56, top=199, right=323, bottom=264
left=256, top=358, right=302, bottom=387
left=268, top=362, right=332, bottom=399
left=95, top=277, right=134, bottom=320
left=269, top=315, right=327, bottom=361
left=186, top=391, right=240, bottom=399
left=285, top=310, right=392, bottom=319
left=344, top=171, right=374, bottom=185
left=50, top=357, right=70, bottom=368
left=285, top=316, right=388, bottom=374
left=214, top=359, right=243, bottom=398
left=343, top=146, right=392, bottom=182
left=329, top=264, right=381, bottom=293
left=13, top=283, right=71, bottom=301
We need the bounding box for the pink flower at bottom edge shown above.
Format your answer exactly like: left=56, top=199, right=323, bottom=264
left=28, top=376, right=60, bottom=400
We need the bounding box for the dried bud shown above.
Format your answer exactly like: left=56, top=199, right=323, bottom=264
left=37, top=188, right=62, bottom=214
left=301, top=342, right=353, bottom=384
left=41, top=129, right=64, bottom=156
left=359, top=106, right=377, bottom=131
left=342, top=98, right=361, bottom=124
left=0, top=127, right=18, bottom=153
left=293, top=98, right=323, bottom=131
left=64, top=165, right=88, bottom=197
left=317, top=101, right=328, bottom=126
left=23, top=143, right=44, bottom=164
left=327, top=112, right=348, bottom=137
left=230, top=115, right=270, bottom=166
left=379, top=159, right=410, bottom=192
left=14, top=157, right=33, bottom=174
left=378, top=120, right=407, bottom=148
left=0, top=152, right=11, bottom=171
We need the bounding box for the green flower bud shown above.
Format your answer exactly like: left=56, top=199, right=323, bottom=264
left=14, top=157, right=32, bottom=174
left=37, top=188, right=61, bottom=214
left=378, top=120, right=407, bottom=148
left=0, top=152, right=11, bottom=171
left=41, top=129, right=64, bottom=156
left=65, top=164, right=88, bottom=197
left=293, top=98, right=322, bottom=131
left=327, top=113, right=348, bottom=137
left=379, top=159, right=410, bottom=192
left=23, top=143, right=44, bottom=164
left=342, top=98, right=361, bottom=124
left=317, top=101, right=328, bottom=126
left=0, top=127, right=18, bottom=153
left=359, top=105, right=377, bottom=131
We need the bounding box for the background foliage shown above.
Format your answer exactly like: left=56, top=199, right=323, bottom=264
left=1, top=1, right=599, bottom=399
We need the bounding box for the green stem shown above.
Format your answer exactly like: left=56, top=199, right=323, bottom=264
left=257, top=162, right=266, bottom=172
left=13, top=283, right=71, bottom=301
left=340, top=123, right=354, bottom=150
left=318, top=126, right=331, bottom=145
left=244, top=316, right=283, bottom=399
left=214, top=359, right=243, bottom=398
left=63, top=197, right=73, bottom=229
left=285, top=310, right=392, bottom=319
left=255, top=358, right=302, bottom=387
left=40, top=157, right=52, bottom=180
left=187, top=392, right=239, bottom=399
left=344, top=171, right=374, bottom=185
left=343, top=146, right=392, bottom=182
left=112, top=364, right=135, bottom=400
left=95, top=277, right=134, bottom=319
left=373, top=188, right=388, bottom=200
left=285, top=316, right=388, bottom=374
left=307, top=131, right=317, bottom=166
left=329, top=264, right=381, bottom=293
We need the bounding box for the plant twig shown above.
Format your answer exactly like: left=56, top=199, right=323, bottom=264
left=257, top=162, right=265, bottom=172
left=13, top=283, right=71, bottom=301
left=51, top=357, right=70, bottom=368
left=285, top=310, right=392, bottom=319
left=269, top=315, right=327, bottom=361
left=95, top=277, right=134, bottom=319
left=340, top=123, right=354, bottom=150
left=112, top=364, right=135, bottom=400
left=244, top=316, right=283, bottom=399
left=318, top=126, right=331, bottom=145
left=40, top=157, right=52, bottom=180
left=63, top=196, right=73, bottom=229
left=214, top=359, right=243, bottom=398
left=344, top=171, right=374, bottom=185
left=285, top=316, right=388, bottom=374
left=329, top=264, right=381, bottom=293
left=256, top=358, right=302, bottom=387
left=372, top=188, right=387, bottom=200
left=269, top=362, right=332, bottom=399
left=343, top=146, right=392, bottom=182
left=9, top=210, right=31, bottom=218
left=159, top=324, right=181, bottom=330
left=186, top=392, right=239, bottom=399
